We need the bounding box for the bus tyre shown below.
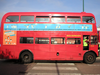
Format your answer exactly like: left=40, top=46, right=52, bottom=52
left=20, top=51, right=33, bottom=63
left=84, top=52, right=96, bottom=64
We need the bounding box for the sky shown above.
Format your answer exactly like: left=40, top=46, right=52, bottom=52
left=0, top=0, right=100, bottom=27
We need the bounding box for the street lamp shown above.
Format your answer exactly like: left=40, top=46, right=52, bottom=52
left=83, top=0, right=84, bottom=12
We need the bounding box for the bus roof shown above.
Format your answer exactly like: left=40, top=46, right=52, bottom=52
left=3, top=12, right=94, bottom=16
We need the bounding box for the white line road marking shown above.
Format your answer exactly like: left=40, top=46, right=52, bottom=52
left=36, top=63, right=55, bottom=65
left=27, top=63, right=80, bottom=75
left=88, top=64, right=100, bottom=66
left=96, top=57, right=100, bottom=59
left=57, top=63, right=75, bottom=65
left=37, top=63, right=75, bottom=65
left=26, top=73, right=100, bottom=75
left=26, top=73, right=81, bottom=75
left=83, top=74, right=100, bottom=75
left=32, top=66, right=78, bottom=70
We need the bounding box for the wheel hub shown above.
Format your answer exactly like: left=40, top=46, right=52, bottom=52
left=24, top=54, right=29, bottom=60
left=87, top=55, right=93, bottom=62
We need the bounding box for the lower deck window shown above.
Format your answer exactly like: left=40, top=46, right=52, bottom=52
left=91, top=36, right=98, bottom=44
left=20, top=37, right=33, bottom=44
left=67, top=38, right=81, bottom=44
left=35, top=38, right=49, bottom=44
left=51, top=38, right=65, bottom=44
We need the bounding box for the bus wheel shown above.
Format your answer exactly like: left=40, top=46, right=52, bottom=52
left=84, top=52, right=96, bottom=64
left=20, top=51, right=33, bottom=63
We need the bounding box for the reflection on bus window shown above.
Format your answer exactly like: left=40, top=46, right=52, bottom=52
left=67, top=38, right=81, bottom=44
left=6, top=16, right=19, bottom=22
left=51, top=38, right=65, bottom=44
left=82, top=16, right=95, bottom=23
left=20, top=37, right=33, bottom=44
left=35, top=38, right=49, bottom=44
left=51, top=16, right=65, bottom=22
left=21, top=16, right=34, bottom=22
left=91, top=36, right=98, bottom=44
left=36, top=16, right=50, bottom=22
left=67, top=16, right=81, bottom=23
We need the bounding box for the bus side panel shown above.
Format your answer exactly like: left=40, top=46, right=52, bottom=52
left=99, top=31, right=100, bottom=42
left=66, top=44, right=83, bottom=60
left=0, top=45, right=16, bottom=59
left=50, top=44, right=67, bottom=60
left=0, top=25, right=2, bottom=58
left=33, top=44, right=50, bottom=60
left=33, top=31, right=50, bottom=60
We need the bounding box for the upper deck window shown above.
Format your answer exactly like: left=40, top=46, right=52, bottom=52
left=6, top=16, right=19, bottom=22
left=36, top=16, right=50, bottom=22
left=51, top=16, right=65, bottom=22
left=21, top=16, right=34, bottom=22
left=82, top=16, right=95, bottom=23
left=67, top=16, right=81, bottom=23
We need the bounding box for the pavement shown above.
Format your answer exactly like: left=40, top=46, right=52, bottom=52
left=97, top=57, right=100, bottom=59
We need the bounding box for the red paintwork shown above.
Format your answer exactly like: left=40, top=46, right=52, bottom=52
left=98, top=31, right=100, bottom=43
left=0, top=12, right=98, bottom=61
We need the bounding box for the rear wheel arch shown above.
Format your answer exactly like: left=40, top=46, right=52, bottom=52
left=84, top=51, right=97, bottom=58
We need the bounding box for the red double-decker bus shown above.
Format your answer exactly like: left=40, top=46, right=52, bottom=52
left=0, top=12, right=98, bottom=64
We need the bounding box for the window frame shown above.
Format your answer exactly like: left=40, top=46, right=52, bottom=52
left=90, top=35, right=98, bottom=45
left=82, top=16, right=95, bottom=23
left=51, top=37, right=65, bottom=44
left=67, top=38, right=81, bottom=45
left=35, top=38, right=49, bottom=44
left=5, top=15, right=19, bottom=23
left=67, top=16, right=81, bottom=23
left=20, top=37, right=34, bottom=44
left=20, top=15, right=34, bottom=22
left=35, top=15, right=51, bottom=23
left=51, top=16, right=66, bottom=23
left=36, top=16, right=50, bottom=22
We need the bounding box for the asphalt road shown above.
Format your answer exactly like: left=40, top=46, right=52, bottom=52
left=0, top=58, right=100, bottom=75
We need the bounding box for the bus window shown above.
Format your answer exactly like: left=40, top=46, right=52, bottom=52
left=36, top=16, right=50, bottom=22
left=91, top=36, right=98, bottom=44
left=51, top=38, right=65, bottom=44
left=35, top=38, right=49, bottom=44
left=67, top=38, right=81, bottom=44
left=82, top=16, right=95, bottom=23
left=51, top=16, right=65, bottom=22
left=6, top=16, right=19, bottom=22
left=20, top=37, right=33, bottom=44
left=21, top=16, right=34, bottom=22
left=67, top=16, right=81, bottom=23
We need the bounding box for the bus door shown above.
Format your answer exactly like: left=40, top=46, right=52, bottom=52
left=83, top=35, right=90, bottom=50
left=50, top=37, right=66, bottom=60
left=66, top=37, right=82, bottom=60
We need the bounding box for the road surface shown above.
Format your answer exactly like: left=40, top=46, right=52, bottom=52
left=0, top=57, right=100, bottom=75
